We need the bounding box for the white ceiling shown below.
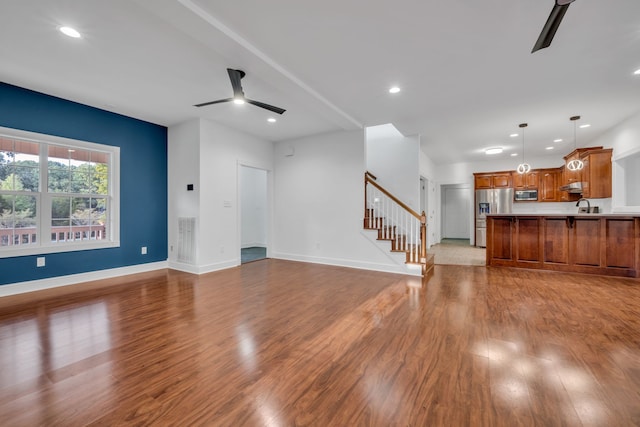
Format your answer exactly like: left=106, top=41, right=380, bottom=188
left=1, top=0, right=639, bottom=165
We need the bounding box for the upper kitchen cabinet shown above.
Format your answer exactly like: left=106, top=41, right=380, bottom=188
left=512, top=170, right=539, bottom=190
left=474, top=172, right=512, bottom=189
left=581, top=148, right=613, bottom=198
left=538, top=169, right=559, bottom=202
left=562, top=147, right=601, bottom=186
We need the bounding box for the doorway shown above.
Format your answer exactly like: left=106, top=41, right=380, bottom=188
left=240, top=166, right=268, bottom=264
left=441, top=184, right=470, bottom=240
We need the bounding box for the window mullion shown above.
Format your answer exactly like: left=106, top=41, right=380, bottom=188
left=40, top=143, right=51, bottom=245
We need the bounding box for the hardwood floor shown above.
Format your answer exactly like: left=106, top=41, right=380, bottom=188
left=1, top=260, right=639, bottom=426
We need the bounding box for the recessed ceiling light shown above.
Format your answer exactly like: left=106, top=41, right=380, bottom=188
left=634, top=69, right=640, bottom=75
left=233, top=98, right=245, bottom=105
left=267, top=117, right=276, bottom=123
left=389, top=86, right=401, bottom=94
left=59, top=26, right=81, bottom=38
left=545, top=146, right=554, bottom=150
left=510, top=153, right=518, bottom=157
left=485, top=147, right=503, bottom=155
left=510, top=133, right=518, bottom=138
left=553, top=138, right=563, bottom=143
left=579, top=124, right=591, bottom=128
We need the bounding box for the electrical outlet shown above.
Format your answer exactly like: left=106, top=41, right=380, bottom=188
left=141, top=246, right=147, bottom=255
left=37, top=257, right=45, bottom=267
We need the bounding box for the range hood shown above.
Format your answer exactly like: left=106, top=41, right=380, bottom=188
left=559, top=182, right=585, bottom=193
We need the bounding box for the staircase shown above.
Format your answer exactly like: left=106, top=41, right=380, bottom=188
left=364, top=172, right=434, bottom=277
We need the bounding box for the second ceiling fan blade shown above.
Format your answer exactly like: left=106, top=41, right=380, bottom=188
left=246, top=99, right=286, bottom=115
left=194, top=98, right=233, bottom=108
left=531, top=1, right=573, bottom=53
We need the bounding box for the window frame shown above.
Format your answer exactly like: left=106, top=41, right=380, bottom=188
left=0, top=126, right=120, bottom=258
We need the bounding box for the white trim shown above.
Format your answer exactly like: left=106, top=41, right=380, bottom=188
left=272, top=252, right=421, bottom=276
left=241, top=243, right=266, bottom=249
left=612, top=144, right=640, bottom=161
left=196, top=259, right=240, bottom=274
left=0, top=261, right=168, bottom=297
left=168, top=258, right=240, bottom=275
left=0, top=125, right=120, bottom=258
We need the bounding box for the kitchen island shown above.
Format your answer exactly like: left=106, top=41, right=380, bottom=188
left=486, top=213, right=640, bottom=277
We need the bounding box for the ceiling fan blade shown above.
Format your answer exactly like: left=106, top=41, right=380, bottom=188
left=246, top=99, right=286, bottom=115
left=531, top=1, right=572, bottom=53
left=227, top=68, right=246, bottom=99
left=193, top=98, right=233, bottom=108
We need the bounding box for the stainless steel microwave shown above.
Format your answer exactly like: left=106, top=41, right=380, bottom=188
left=514, top=189, right=538, bottom=201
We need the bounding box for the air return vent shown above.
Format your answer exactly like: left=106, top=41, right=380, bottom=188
left=177, top=217, right=196, bottom=264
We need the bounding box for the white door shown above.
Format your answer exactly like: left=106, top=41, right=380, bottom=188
left=442, top=186, right=470, bottom=239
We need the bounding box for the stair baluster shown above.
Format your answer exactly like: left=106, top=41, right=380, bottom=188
left=363, top=172, right=433, bottom=276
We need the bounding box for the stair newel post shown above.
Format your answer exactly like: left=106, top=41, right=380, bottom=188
left=420, top=211, right=427, bottom=264
left=364, top=173, right=369, bottom=228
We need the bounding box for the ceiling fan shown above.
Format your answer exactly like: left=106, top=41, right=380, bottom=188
left=194, top=68, right=286, bottom=115
left=531, top=0, right=576, bottom=53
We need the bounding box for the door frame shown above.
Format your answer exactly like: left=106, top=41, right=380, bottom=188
left=237, top=161, right=272, bottom=263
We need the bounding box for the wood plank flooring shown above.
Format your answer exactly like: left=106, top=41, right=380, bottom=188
left=1, top=260, right=639, bottom=426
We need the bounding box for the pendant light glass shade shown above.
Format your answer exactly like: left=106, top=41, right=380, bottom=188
left=566, top=116, right=584, bottom=171
left=516, top=123, right=530, bottom=174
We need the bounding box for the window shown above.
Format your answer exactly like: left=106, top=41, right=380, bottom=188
left=0, top=127, right=119, bottom=258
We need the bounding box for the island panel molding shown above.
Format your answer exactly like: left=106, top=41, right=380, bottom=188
left=486, top=214, right=640, bottom=278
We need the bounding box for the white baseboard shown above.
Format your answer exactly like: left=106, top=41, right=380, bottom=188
left=168, top=258, right=240, bottom=275
left=271, top=252, right=421, bottom=276
left=241, top=243, right=266, bottom=249
left=0, top=261, right=169, bottom=298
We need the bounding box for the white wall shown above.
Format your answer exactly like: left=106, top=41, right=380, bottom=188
left=167, top=119, right=201, bottom=266
left=199, top=119, right=274, bottom=273
left=240, top=166, right=268, bottom=248
left=168, top=118, right=273, bottom=274
left=365, top=124, right=420, bottom=210
left=591, top=111, right=640, bottom=212
left=273, top=130, right=410, bottom=273
left=420, top=148, right=439, bottom=247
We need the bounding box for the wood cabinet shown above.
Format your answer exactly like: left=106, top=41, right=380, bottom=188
left=487, top=215, right=640, bottom=277
left=515, top=217, right=541, bottom=263
left=512, top=171, right=539, bottom=190
left=474, top=172, right=512, bottom=189
left=538, top=169, right=559, bottom=202
left=604, top=218, right=637, bottom=269
left=580, top=148, right=612, bottom=198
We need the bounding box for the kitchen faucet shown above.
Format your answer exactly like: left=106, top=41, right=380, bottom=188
left=576, top=198, right=591, bottom=213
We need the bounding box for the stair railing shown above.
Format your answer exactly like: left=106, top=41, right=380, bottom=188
left=364, top=172, right=427, bottom=270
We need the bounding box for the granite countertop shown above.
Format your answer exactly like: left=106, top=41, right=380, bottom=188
left=487, top=212, right=640, bottom=218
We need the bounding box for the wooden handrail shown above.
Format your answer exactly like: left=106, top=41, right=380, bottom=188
left=365, top=174, right=422, bottom=220
left=364, top=172, right=429, bottom=275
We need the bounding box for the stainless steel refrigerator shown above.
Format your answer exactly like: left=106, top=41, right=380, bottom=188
left=475, top=188, right=513, bottom=247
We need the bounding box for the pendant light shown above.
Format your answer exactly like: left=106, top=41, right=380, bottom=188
left=566, top=115, right=584, bottom=171
left=516, top=123, right=531, bottom=174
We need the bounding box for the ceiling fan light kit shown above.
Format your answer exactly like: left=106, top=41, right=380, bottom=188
left=532, top=0, right=577, bottom=53
left=194, top=68, right=286, bottom=115
left=516, top=123, right=531, bottom=174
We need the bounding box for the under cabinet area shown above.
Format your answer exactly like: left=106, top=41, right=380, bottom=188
left=486, top=214, right=640, bottom=277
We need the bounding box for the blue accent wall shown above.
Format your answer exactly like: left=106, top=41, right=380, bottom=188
left=0, top=82, right=168, bottom=285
